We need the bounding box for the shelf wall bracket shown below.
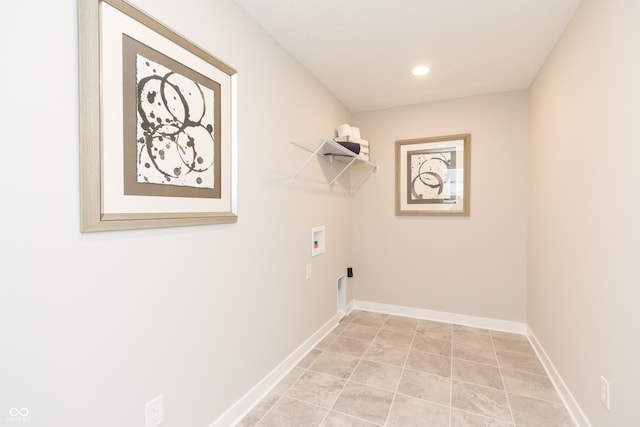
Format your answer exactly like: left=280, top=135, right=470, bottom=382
left=329, top=156, right=358, bottom=185
left=289, top=138, right=377, bottom=188
left=290, top=140, right=329, bottom=181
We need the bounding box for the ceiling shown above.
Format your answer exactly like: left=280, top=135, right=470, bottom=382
left=233, top=0, right=582, bottom=113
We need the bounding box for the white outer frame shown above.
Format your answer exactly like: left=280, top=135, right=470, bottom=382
left=78, top=0, right=238, bottom=232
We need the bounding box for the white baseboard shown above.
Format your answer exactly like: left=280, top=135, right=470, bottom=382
left=210, top=314, right=340, bottom=427
left=355, top=300, right=588, bottom=425
left=352, top=300, right=527, bottom=334
left=527, top=326, right=591, bottom=427
left=346, top=300, right=355, bottom=314
left=211, top=301, right=588, bottom=427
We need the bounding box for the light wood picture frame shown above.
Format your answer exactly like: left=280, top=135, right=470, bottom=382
left=78, top=0, right=238, bottom=232
left=395, top=134, right=470, bottom=216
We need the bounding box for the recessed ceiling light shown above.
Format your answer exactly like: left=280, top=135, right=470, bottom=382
left=411, top=64, right=431, bottom=76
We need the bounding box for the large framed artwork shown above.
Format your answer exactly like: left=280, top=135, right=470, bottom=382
left=78, top=0, right=238, bottom=232
left=395, top=134, right=470, bottom=216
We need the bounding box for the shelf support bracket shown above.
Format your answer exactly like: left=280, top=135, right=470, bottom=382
left=290, top=140, right=329, bottom=181
left=290, top=138, right=376, bottom=188
left=329, top=156, right=358, bottom=185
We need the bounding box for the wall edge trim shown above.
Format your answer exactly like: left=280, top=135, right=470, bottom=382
left=210, top=314, right=340, bottom=427
left=214, top=301, right=599, bottom=427
left=352, top=300, right=527, bottom=334
left=527, top=325, right=592, bottom=427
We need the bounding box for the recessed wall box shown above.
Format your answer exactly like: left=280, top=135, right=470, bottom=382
left=311, top=226, right=326, bottom=257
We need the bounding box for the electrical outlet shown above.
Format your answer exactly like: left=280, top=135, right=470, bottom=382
left=145, top=394, right=163, bottom=427
left=306, top=264, right=312, bottom=280
left=600, top=376, right=610, bottom=410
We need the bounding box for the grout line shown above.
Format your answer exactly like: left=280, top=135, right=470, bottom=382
left=263, top=319, right=348, bottom=427
left=246, top=310, right=569, bottom=426
left=264, top=394, right=385, bottom=425
left=505, top=390, right=568, bottom=406
left=252, top=393, right=285, bottom=427
left=451, top=356, right=500, bottom=369
left=272, top=394, right=333, bottom=411
left=449, top=324, right=454, bottom=427
left=253, top=361, right=312, bottom=426
left=381, top=317, right=419, bottom=426
left=393, top=390, right=452, bottom=410
left=450, top=341, right=500, bottom=367
left=318, top=311, right=384, bottom=425
left=499, top=365, right=554, bottom=379
left=248, top=321, right=351, bottom=426
left=491, top=333, right=517, bottom=426
left=330, top=407, right=385, bottom=426
left=450, top=407, right=515, bottom=424
left=495, top=347, right=542, bottom=357
left=447, top=376, right=508, bottom=392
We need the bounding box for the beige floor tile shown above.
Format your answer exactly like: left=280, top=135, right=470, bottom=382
left=386, top=394, right=449, bottom=427
left=273, top=367, right=306, bottom=394
left=488, top=330, right=519, bottom=337
left=340, top=324, right=379, bottom=342
left=286, top=370, right=346, bottom=408
left=327, top=336, right=371, bottom=358
left=416, top=320, right=453, bottom=341
left=450, top=409, right=514, bottom=426
left=418, top=319, right=452, bottom=332
left=316, top=333, right=339, bottom=351
left=451, top=380, right=512, bottom=421
left=412, top=334, right=452, bottom=357
left=321, top=411, right=379, bottom=426
left=453, top=325, right=492, bottom=334
left=373, top=329, right=414, bottom=348
left=309, top=351, right=360, bottom=379
left=491, top=335, right=535, bottom=356
left=341, top=310, right=362, bottom=324
left=332, top=382, right=394, bottom=425
left=298, top=349, right=323, bottom=369
left=352, top=312, right=388, bottom=328
left=453, top=330, right=494, bottom=348
left=397, top=369, right=451, bottom=405
left=382, top=315, right=419, bottom=332
left=453, top=359, right=504, bottom=390
left=405, top=349, right=451, bottom=378
left=508, top=393, right=574, bottom=427
left=453, top=341, right=498, bottom=366
left=237, top=392, right=282, bottom=427
left=257, top=396, right=327, bottom=427
left=363, top=342, right=409, bottom=367
left=350, top=359, right=403, bottom=391
left=415, top=328, right=452, bottom=341
left=501, top=368, right=561, bottom=402
left=242, top=311, right=574, bottom=427
left=496, top=350, right=546, bottom=376
left=333, top=322, right=349, bottom=334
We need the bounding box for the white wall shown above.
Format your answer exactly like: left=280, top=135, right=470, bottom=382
left=0, top=1, right=352, bottom=426
left=529, top=0, right=640, bottom=425
left=351, top=91, right=529, bottom=323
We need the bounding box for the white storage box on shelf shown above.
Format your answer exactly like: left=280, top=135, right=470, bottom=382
left=290, top=138, right=377, bottom=186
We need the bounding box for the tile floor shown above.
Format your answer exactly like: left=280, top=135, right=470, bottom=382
left=237, top=310, right=574, bottom=427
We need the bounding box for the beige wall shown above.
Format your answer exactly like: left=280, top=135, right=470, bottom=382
left=0, top=1, right=352, bottom=426
left=5, top=0, right=638, bottom=425
left=529, top=0, right=640, bottom=424
left=351, top=91, right=529, bottom=322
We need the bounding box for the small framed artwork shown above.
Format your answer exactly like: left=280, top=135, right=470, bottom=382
left=395, top=134, right=470, bottom=216
left=78, top=0, right=237, bottom=232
